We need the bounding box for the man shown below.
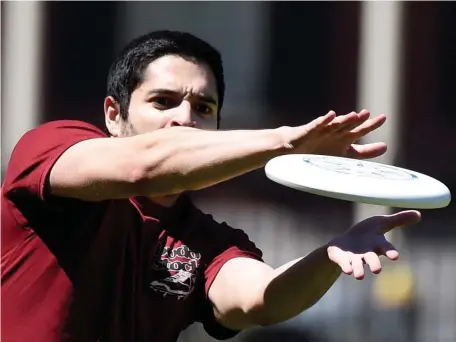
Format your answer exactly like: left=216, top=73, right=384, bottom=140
left=1, top=30, right=421, bottom=342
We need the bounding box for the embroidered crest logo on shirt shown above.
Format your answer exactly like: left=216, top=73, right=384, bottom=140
left=150, top=242, right=201, bottom=299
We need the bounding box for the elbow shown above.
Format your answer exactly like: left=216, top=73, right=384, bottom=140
left=241, top=298, right=282, bottom=327
left=251, top=304, right=314, bottom=327
left=250, top=294, right=319, bottom=327
left=249, top=308, right=288, bottom=327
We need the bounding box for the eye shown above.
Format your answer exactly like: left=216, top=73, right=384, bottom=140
left=195, top=103, right=214, bottom=116
left=152, top=97, right=176, bottom=109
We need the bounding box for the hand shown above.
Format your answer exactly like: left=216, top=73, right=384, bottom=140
left=285, top=109, right=387, bottom=159
left=326, top=210, right=421, bottom=280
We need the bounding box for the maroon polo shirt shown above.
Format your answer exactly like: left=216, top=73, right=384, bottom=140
left=1, top=120, right=263, bottom=342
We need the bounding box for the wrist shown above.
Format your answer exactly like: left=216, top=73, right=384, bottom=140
left=274, top=126, right=297, bottom=153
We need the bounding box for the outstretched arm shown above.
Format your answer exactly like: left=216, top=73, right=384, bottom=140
left=49, top=110, right=386, bottom=201
left=50, top=125, right=292, bottom=201
left=208, top=210, right=421, bottom=330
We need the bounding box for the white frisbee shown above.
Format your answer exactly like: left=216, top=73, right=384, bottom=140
left=265, top=154, right=451, bottom=209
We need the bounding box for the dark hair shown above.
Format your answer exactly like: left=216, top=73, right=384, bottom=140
left=106, top=30, right=225, bottom=128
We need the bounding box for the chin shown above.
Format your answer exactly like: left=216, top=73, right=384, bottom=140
left=166, top=192, right=183, bottom=198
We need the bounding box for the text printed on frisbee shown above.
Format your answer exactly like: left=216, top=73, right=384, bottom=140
left=303, top=156, right=418, bottom=181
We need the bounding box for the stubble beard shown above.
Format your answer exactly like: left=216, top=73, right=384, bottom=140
left=120, top=120, right=137, bottom=137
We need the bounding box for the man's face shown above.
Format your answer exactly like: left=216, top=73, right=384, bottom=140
left=117, top=55, right=219, bottom=136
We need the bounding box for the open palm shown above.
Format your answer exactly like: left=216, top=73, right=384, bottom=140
left=327, top=210, right=421, bottom=280
left=296, top=109, right=388, bottom=160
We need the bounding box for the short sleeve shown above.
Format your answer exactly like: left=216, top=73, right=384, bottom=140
left=3, top=120, right=106, bottom=203
left=196, top=215, right=264, bottom=340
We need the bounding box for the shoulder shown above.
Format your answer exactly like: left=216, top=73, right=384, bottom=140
left=19, top=120, right=106, bottom=140
left=34, top=119, right=103, bottom=131
left=9, top=119, right=106, bottom=163
left=3, top=120, right=107, bottom=204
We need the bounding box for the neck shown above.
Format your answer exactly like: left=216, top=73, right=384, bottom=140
left=149, top=194, right=181, bottom=208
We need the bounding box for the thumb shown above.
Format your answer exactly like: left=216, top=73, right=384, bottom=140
left=379, top=210, right=422, bottom=234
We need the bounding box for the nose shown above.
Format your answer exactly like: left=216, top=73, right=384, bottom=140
left=169, top=101, right=195, bottom=127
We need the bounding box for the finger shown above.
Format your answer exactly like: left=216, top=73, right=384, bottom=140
left=338, top=255, right=354, bottom=275
left=318, top=111, right=337, bottom=126
left=329, top=112, right=363, bottom=132
left=385, top=249, right=400, bottom=260
left=328, top=247, right=353, bottom=274
left=346, top=142, right=388, bottom=159
left=357, top=109, right=371, bottom=118
left=332, top=111, right=357, bottom=124
left=350, top=114, right=387, bottom=137
left=379, top=210, right=422, bottom=234
left=333, top=110, right=372, bottom=134
left=350, top=255, right=365, bottom=280
left=297, top=111, right=337, bottom=137
left=377, top=240, right=400, bottom=261
left=306, top=111, right=337, bottom=134
left=363, top=252, right=382, bottom=274
left=339, top=112, right=371, bottom=132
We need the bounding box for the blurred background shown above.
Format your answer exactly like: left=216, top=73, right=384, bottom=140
left=2, top=1, right=455, bottom=342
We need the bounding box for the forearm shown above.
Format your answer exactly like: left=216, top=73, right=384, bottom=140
left=136, top=126, right=290, bottom=196
left=256, top=245, right=341, bottom=325
left=50, top=125, right=292, bottom=201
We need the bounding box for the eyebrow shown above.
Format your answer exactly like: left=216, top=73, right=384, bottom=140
left=147, top=89, right=217, bottom=106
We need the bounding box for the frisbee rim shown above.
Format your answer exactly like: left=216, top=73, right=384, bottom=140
left=265, top=154, right=451, bottom=209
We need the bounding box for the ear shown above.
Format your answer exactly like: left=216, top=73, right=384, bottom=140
left=104, top=96, right=122, bottom=137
